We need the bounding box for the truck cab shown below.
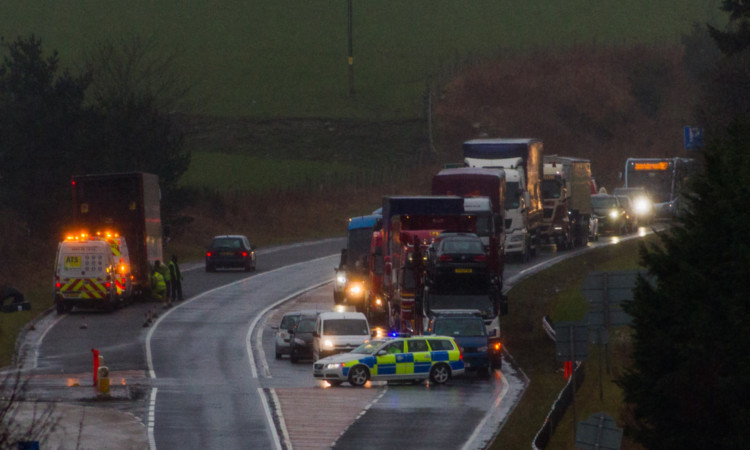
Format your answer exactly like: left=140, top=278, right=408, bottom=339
left=541, top=163, right=572, bottom=249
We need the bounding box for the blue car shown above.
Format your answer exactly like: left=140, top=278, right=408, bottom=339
left=427, top=309, right=496, bottom=377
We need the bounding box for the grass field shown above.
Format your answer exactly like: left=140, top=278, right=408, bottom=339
left=1, top=1, right=720, bottom=119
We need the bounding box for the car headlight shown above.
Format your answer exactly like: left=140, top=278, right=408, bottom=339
left=323, top=339, right=334, bottom=349
left=608, top=210, right=619, bottom=219
left=336, top=273, right=347, bottom=286
left=633, top=197, right=652, bottom=214
left=326, top=363, right=342, bottom=370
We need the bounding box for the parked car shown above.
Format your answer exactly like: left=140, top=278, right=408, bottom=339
left=613, top=186, right=654, bottom=225
left=427, top=309, right=498, bottom=376
left=313, top=335, right=465, bottom=386
left=591, top=194, right=629, bottom=235
left=312, top=311, right=371, bottom=361
left=274, top=309, right=324, bottom=359
left=288, top=312, right=319, bottom=363
left=205, top=235, right=256, bottom=272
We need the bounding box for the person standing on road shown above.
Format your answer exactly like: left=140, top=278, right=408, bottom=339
left=169, top=255, right=184, bottom=302
left=151, top=261, right=168, bottom=306
left=156, top=258, right=172, bottom=303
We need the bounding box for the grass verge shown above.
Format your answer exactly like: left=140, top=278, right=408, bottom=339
left=491, top=234, right=660, bottom=449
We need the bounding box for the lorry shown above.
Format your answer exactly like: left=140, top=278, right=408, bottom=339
left=54, top=232, right=133, bottom=313
left=464, top=138, right=544, bottom=261
left=70, top=172, right=163, bottom=299
left=334, top=214, right=380, bottom=314
left=543, top=155, right=594, bottom=247
left=431, top=167, right=506, bottom=287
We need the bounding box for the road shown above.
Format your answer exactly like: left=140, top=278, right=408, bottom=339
left=8, top=229, right=653, bottom=449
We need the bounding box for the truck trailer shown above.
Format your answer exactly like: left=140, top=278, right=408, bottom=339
left=71, top=172, right=163, bottom=299
left=463, top=138, right=544, bottom=260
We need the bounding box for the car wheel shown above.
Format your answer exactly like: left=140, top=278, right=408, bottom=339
left=56, top=300, right=66, bottom=315
left=478, top=367, right=491, bottom=379
left=348, top=365, right=370, bottom=387
left=244, top=262, right=252, bottom=272
left=429, top=363, right=451, bottom=385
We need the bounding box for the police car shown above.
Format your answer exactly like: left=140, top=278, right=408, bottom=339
left=313, top=335, right=464, bottom=387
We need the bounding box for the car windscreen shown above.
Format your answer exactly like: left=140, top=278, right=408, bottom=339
left=296, top=318, right=316, bottom=333
left=434, top=317, right=485, bottom=337
left=323, top=319, right=369, bottom=336
left=591, top=196, right=617, bottom=209
left=428, top=294, right=494, bottom=317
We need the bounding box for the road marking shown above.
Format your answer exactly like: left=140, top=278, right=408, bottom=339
left=259, top=387, right=284, bottom=450
left=145, top=253, right=336, bottom=449
left=148, top=387, right=158, bottom=450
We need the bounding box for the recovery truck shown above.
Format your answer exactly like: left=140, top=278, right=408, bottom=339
left=379, top=196, right=470, bottom=333
left=431, top=167, right=506, bottom=288
left=334, top=214, right=380, bottom=314
left=464, top=138, right=544, bottom=261
left=544, top=155, right=593, bottom=247
left=70, top=172, right=163, bottom=300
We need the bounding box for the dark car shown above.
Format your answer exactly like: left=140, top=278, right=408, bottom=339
left=591, top=194, right=629, bottom=235
left=427, top=309, right=497, bottom=377
left=426, top=234, right=490, bottom=290
left=288, top=313, right=318, bottom=363
left=205, top=235, right=256, bottom=272
left=613, top=186, right=654, bottom=225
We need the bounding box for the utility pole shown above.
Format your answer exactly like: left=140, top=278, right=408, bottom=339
left=347, top=0, right=354, bottom=96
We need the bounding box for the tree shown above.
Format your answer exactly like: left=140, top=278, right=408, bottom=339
left=618, top=118, right=750, bottom=448
left=0, top=35, right=91, bottom=234
left=82, top=35, right=192, bottom=193
left=707, top=1, right=750, bottom=55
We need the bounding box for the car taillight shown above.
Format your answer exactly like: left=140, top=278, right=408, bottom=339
left=473, top=254, right=488, bottom=262
left=206, top=252, right=212, bottom=258
left=439, top=255, right=452, bottom=261
left=105, top=282, right=111, bottom=288
left=241, top=251, right=248, bottom=257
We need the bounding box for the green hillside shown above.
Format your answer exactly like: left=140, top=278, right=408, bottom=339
left=0, top=0, right=719, bottom=119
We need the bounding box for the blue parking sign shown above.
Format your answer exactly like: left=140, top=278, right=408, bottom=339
left=684, top=126, right=704, bottom=150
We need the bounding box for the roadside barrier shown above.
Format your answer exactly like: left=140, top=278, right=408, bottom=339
left=532, top=361, right=586, bottom=448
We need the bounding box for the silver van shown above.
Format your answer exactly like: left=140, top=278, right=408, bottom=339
left=312, top=311, right=370, bottom=361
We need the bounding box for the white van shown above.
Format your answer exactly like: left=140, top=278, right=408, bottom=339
left=313, top=311, right=371, bottom=361
left=53, top=235, right=132, bottom=314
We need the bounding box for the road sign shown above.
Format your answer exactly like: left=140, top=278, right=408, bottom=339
left=554, top=321, right=589, bottom=362
left=684, top=126, right=704, bottom=150
left=575, top=413, right=623, bottom=450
